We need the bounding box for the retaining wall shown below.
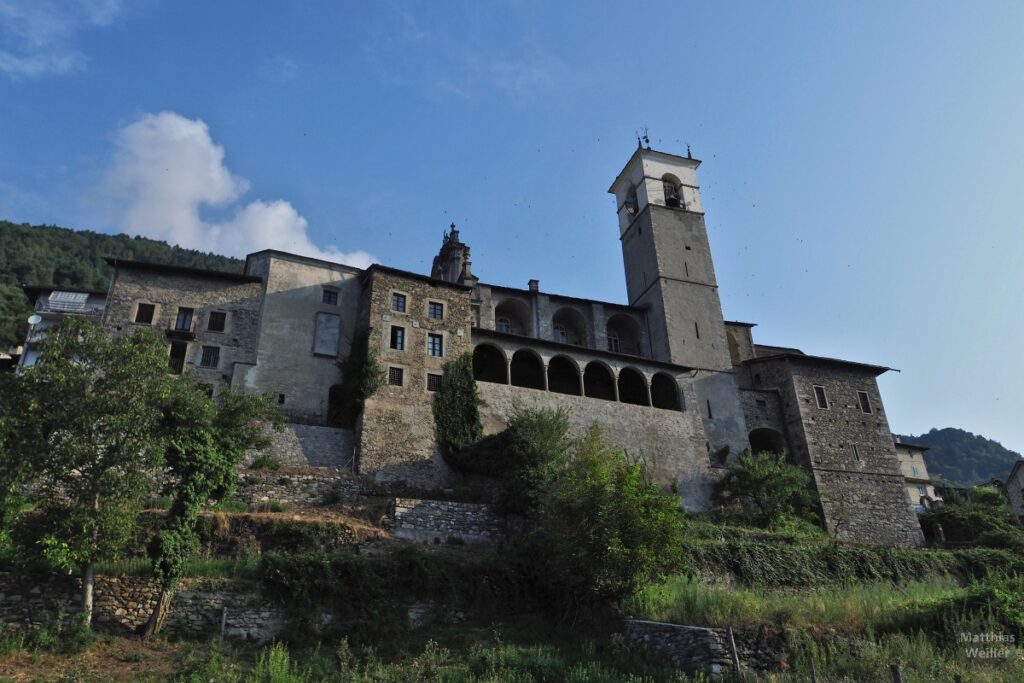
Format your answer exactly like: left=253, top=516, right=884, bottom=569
left=625, top=619, right=787, bottom=675
left=387, top=498, right=506, bottom=545
left=247, top=422, right=356, bottom=469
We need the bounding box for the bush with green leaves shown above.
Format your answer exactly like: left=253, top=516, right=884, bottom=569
left=713, top=450, right=821, bottom=529
left=432, top=352, right=482, bottom=462
left=920, top=484, right=1024, bottom=552
left=330, top=325, right=384, bottom=428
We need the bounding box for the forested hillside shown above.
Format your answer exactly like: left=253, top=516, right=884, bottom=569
left=898, top=427, right=1023, bottom=487
left=0, top=220, right=241, bottom=349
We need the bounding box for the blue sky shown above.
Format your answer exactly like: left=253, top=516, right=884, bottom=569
left=2, top=1, right=1023, bottom=454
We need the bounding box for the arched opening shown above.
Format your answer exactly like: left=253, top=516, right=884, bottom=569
left=547, top=355, right=581, bottom=395
left=494, top=298, right=531, bottom=336
left=551, top=307, right=588, bottom=346
left=473, top=344, right=507, bottom=384
left=662, top=174, right=682, bottom=208
left=510, top=349, right=545, bottom=390
left=651, top=373, right=681, bottom=410
left=624, top=184, right=639, bottom=216
left=327, top=383, right=347, bottom=426
left=583, top=361, right=615, bottom=401
left=606, top=313, right=643, bottom=356
left=617, top=367, right=649, bottom=406
left=749, top=428, right=787, bottom=456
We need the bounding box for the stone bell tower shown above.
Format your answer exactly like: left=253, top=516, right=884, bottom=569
left=608, top=146, right=731, bottom=372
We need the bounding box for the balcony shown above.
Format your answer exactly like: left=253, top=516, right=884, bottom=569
left=166, top=318, right=197, bottom=340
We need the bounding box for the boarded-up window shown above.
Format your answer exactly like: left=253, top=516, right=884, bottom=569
left=313, top=312, right=341, bottom=356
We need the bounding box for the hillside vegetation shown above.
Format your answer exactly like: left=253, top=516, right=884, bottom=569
left=0, top=220, right=240, bottom=349
left=899, top=427, right=1023, bottom=487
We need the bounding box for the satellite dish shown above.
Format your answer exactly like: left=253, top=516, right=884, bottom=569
left=27, top=314, right=42, bottom=326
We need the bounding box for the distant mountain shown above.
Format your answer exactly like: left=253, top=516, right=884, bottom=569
left=0, top=220, right=241, bottom=350
left=898, top=427, right=1023, bottom=488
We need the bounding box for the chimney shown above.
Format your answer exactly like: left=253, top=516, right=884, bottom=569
left=528, top=279, right=539, bottom=292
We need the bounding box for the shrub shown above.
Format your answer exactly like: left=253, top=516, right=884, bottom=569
left=920, top=488, right=1024, bottom=552
left=713, top=451, right=821, bottom=528
left=515, top=424, right=684, bottom=608
left=249, top=453, right=283, bottom=471
left=432, top=352, right=482, bottom=462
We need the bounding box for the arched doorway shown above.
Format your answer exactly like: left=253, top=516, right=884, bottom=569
left=651, top=373, right=681, bottom=410
left=547, top=355, right=581, bottom=395
left=617, top=367, right=649, bottom=406
left=510, top=349, right=545, bottom=390
left=583, top=361, right=615, bottom=400
left=749, top=428, right=787, bottom=456
left=473, top=344, right=507, bottom=383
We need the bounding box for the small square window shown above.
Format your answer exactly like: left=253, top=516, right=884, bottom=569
left=135, top=303, right=156, bottom=324
left=427, top=373, right=443, bottom=392
left=427, top=333, right=443, bottom=357
left=497, top=317, right=511, bottom=334
left=207, top=311, right=227, bottom=332
left=199, top=346, right=220, bottom=368
left=813, top=385, right=828, bottom=409
left=391, top=293, right=407, bottom=313
left=428, top=302, right=444, bottom=320
left=388, top=367, right=404, bottom=386
left=390, top=326, right=405, bottom=350
left=857, top=391, right=872, bottom=414
left=322, top=288, right=339, bottom=305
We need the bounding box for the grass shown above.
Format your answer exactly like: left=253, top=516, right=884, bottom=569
left=96, top=554, right=261, bottom=580
left=628, top=573, right=963, bottom=633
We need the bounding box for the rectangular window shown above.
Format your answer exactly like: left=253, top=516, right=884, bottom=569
left=427, top=373, right=443, bottom=392
left=390, top=326, right=405, bottom=350
left=313, top=312, right=341, bottom=356
left=427, top=333, right=443, bottom=357
left=388, top=366, right=404, bottom=386
left=322, top=288, right=339, bottom=305
left=428, top=302, right=444, bottom=320
left=199, top=346, right=220, bottom=368
left=391, top=293, right=407, bottom=313
left=850, top=444, right=860, bottom=461
left=175, top=307, right=194, bottom=331
left=607, top=335, right=620, bottom=353
left=911, top=464, right=920, bottom=476
left=207, top=311, right=227, bottom=332
left=168, top=341, right=187, bottom=375
left=813, top=385, right=829, bottom=409
left=857, top=390, right=873, bottom=414
left=917, top=485, right=927, bottom=497
left=135, top=303, right=156, bottom=324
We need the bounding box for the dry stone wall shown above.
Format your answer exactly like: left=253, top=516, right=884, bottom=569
left=387, top=498, right=506, bottom=545
left=246, top=422, right=356, bottom=469
left=625, top=619, right=787, bottom=676
left=233, top=469, right=361, bottom=508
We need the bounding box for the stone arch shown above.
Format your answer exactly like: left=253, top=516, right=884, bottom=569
left=749, top=428, right=787, bottom=456
left=546, top=355, right=581, bottom=395
left=662, top=173, right=682, bottom=207
left=473, top=344, right=507, bottom=384
left=510, top=349, right=545, bottom=390
left=617, top=367, right=649, bottom=406
left=606, top=313, right=643, bottom=356
left=624, top=184, right=639, bottom=216
left=551, top=306, right=588, bottom=346
left=494, top=298, right=531, bottom=336
left=651, top=372, right=681, bottom=411
left=583, top=361, right=616, bottom=401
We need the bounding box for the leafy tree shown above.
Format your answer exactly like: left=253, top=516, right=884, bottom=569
left=144, top=382, right=281, bottom=636
left=432, top=352, right=482, bottom=461
left=919, top=485, right=1024, bottom=552
left=8, top=317, right=170, bottom=625
left=330, top=326, right=384, bottom=428
left=713, top=451, right=821, bottom=529
left=517, top=424, right=684, bottom=611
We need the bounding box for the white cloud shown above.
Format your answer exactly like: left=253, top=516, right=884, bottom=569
left=0, top=0, right=121, bottom=80
left=102, top=112, right=375, bottom=268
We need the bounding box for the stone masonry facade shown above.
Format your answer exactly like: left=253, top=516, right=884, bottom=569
left=91, top=144, right=926, bottom=547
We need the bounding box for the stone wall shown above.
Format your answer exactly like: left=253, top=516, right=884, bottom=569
left=0, top=573, right=285, bottom=643
left=624, top=619, right=787, bottom=676
left=234, top=469, right=361, bottom=508
left=387, top=498, right=506, bottom=545
left=247, top=422, right=356, bottom=469
left=357, top=267, right=473, bottom=489
left=478, top=382, right=714, bottom=510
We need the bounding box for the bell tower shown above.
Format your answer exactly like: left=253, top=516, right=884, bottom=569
left=609, top=146, right=731, bottom=371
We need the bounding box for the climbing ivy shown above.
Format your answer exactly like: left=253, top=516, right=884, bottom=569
left=331, top=326, right=385, bottom=428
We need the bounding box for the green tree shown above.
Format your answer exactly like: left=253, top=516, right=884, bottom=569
left=8, top=318, right=170, bottom=625
left=919, top=485, right=1024, bottom=552
left=145, top=382, right=281, bottom=637
left=713, top=451, right=821, bottom=528
left=432, top=352, right=482, bottom=461
left=518, top=424, right=684, bottom=611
